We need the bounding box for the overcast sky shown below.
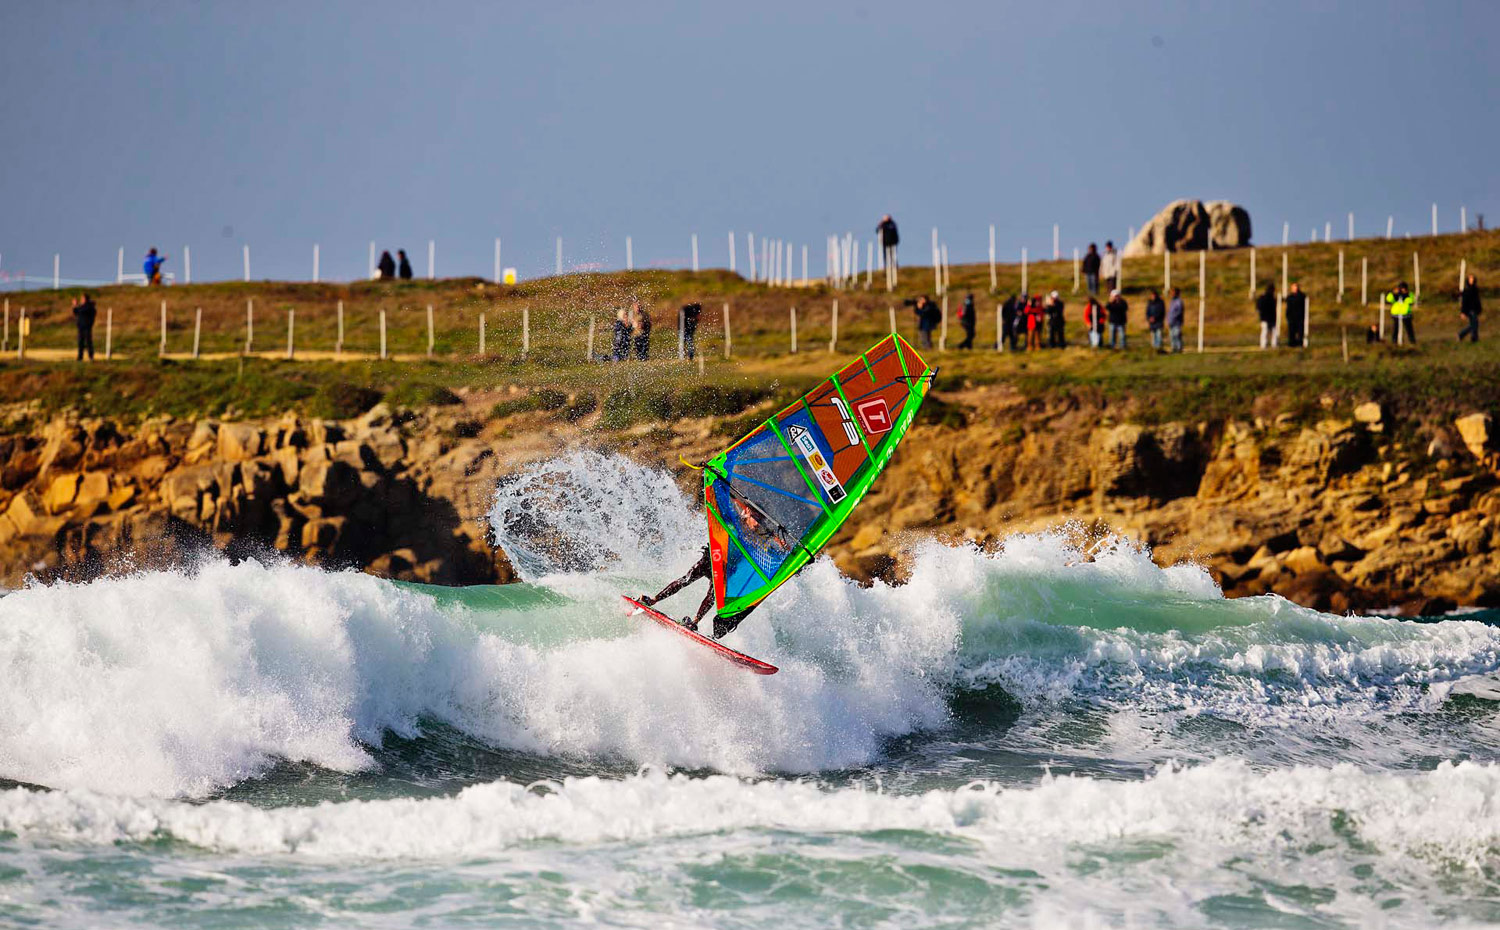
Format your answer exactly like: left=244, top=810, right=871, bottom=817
left=2, top=0, right=1496, bottom=284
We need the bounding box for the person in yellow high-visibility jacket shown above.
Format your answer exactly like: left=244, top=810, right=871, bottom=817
left=1386, top=281, right=1416, bottom=344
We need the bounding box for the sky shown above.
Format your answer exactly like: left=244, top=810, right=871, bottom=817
left=1, top=0, right=1496, bottom=285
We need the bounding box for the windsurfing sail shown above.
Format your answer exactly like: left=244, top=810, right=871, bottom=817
left=704, top=333, right=934, bottom=621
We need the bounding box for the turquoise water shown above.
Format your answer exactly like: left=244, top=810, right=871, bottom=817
left=2, top=452, right=1500, bottom=928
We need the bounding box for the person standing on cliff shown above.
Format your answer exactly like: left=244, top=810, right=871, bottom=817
left=909, top=295, right=938, bottom=349
left=632, top=301, right=653, bottom=360
left=1167, top=287, right=1186, bottom=353
left=1284, top=282, right=1308, bottom=348
left=611, top=307, right=631, bottom=361
left=957, top=293, right=976, bottom=349
left=1000, top=294, right=1019, bottom=350
left=877, top=214, right=900, bottom=288
left=73, top=293, right=97, bottom=361
left=1106, top=289, right=1128, bottom=349
left=1082, top=296, right=1103, bottom=348
left=1386, top=281, right=1416, bottom=344
left=1046, top=291, right=1066, bottom=348
left=1101, top=241, right=1120, bottom=293
left=1082, top=243, right=1102, bottom=297
left=681, top=302, right=702, bottom=359
left=397, top=249, right=414, bottom=280
left=1256, top=282, right=1278, bottom=349
left=143, top=248, right=168, bottom=285
left=1145, top=289, right=1166, bottom=351
left=1459, top=273, right=1481, bottom=342
left=377, top=250, right=396, bottom=279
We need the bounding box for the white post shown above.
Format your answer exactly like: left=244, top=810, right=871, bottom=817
left=722, top=302, right=732, bottom=359
left=105, top=308, right=112, bottom=360
left=1338, top=251, right=1344, bottom=301
left=1021, top=247, right=1028, bottom=296
left=1386, top=216, right=1394, bottom=239
left=1362, top=257, right=1369, bottom=306
left=1249, top=248, right=1256, bottom=299
left=1432, top=203, right=1438, bottom=236
left=941, top=244, right=950, bottom=294
left=1413, top=251, right=1420, bottom=297
left=428, top=239, right=435, bottom=280
left=748, top=233, right=757, bottom=281
left=246, top=299, right=254, bottom=354
left=1073, top=247, right=1080, bottom=293
left=53, top=254, right=59, bottom=289
left=1324, top=221, right=1331, bottom=242
left=1280, top=252, right=1288, bottom=343
left=626, top=236, right=633, bottom=271
left=1053, top=223, right=1060, bottom=260
left=865, top=241, right=873, bottom=288
left=369, top=241, right=376, bottom=279
left=379, top=309, right=387, bottom=359
left=522, top=306, right=530, bottom=357
left=1461, top=206, right=1467, bottom=233
left=556, top=237, right=563, bottom=275
left=193, top=307, right=202, bottom=359
left=691, top=233, right=699, bottom=272
left=287, top=308, right=295, bottom=360
left=585, top=315, right=594, bottom=361
left=1348, top=212, right=1354, bottom=240
left=678, top=306, right=685, bottom=359
left=803, top=244, right=808, bottom=285
left=426, top=304, right=434, bottom=356
left=1282, top=221, right=1289, bottom=246
left=988, top=224, right=997, bottom=292
left=829, top=299, right=838, bottom=352
left=117, top=247, right=124, bottom=284
left=1303, top=297, right=1310, bottom=349
left=1163, top=250, right=1170, bottom=292
left=728, top=231, right=736, bottom=274
left=336, top=300, right=344, bottom=355
left=494, top=238, right=502, bottom=284
left=995, top=302, right=1002, bottom=351
left=243, top=244, right=250, bottom=282
left=183, top=245, right=191, bottom=283
left=479, top=313, right=486, bottom=356
left=159, top=300, right=167, bottom=356
left=1460, top=258, right=1467, bottom=291
left=939, top=294, right=948, bottom=351
left=16, top=308, right=24, bottom=360
left=313, top=243, right=320, bottom=282
left=790, top=306, right=797, bottom=354
left=889, top=304, right=897, bottom=335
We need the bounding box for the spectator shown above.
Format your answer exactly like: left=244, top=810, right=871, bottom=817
left=1386, top=281, right=1416, bottom=344
left=1101, top=241, right=1119, bottom=292
left=1366, top=324, right=1381, bottom=344
left=1145, top=289, right=1166, bottom=350
left=397, top=249, right=414, bottom=280
left=681, top=302, right=702, bottom=359
left=908, top=295, right=938, bottom=349
left=73, top=293, right=97, bottom=361
left=1106, top=289, right=1128, bottom=349
left=632, top=301, right=653, bottom=359
left=1025, top=295, right=1045, bottom=351
left=1082, top=243, right=1102, bottom=297
left=1167, top=287, right=1186, bottom=353
left=1046, top=291, right=1065, bottom=348
left=876, top=214, right=900, bottom=275
left=143, top=248, right=168, bottom=285
left=377, top=250, right=396, bottom=280
left=958, top=293, right=976, bottom=349
left=1082, top=296, right=1104, bottom=348
left=1000, top=294, right=1019, bottom=350
left=1459, top=273, right=1481, bottom=342
left=1256, top=283, right=1278, bottom=349
left=611, top=308, right=631, bottom=361
left=1284, top=282, right=1307, bottom=348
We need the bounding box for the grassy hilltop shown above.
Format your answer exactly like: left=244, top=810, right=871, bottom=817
left=0, top=228, right=1496, bottom=432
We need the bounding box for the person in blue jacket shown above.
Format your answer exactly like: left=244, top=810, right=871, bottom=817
left=143, top=248, right=167, bottom=285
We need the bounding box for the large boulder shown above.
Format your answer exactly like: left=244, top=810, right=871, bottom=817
left=1123, top=199, right=1252, bottom=256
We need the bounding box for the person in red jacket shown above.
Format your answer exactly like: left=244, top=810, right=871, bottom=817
left=1082, top=297, right=1105, bottom=348
left=1025, top=295, right=1045, bottom=350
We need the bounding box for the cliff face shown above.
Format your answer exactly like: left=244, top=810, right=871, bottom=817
left=1, top=386, right=1496, bottom=615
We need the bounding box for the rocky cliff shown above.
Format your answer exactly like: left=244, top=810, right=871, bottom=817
left=1, top=386, right=1496, bottom=614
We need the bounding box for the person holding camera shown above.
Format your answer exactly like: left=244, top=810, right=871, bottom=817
left=904, top=295, right=940, bottom=349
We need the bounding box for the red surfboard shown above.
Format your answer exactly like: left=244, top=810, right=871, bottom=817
left=621, top=595, right=779, bottom=675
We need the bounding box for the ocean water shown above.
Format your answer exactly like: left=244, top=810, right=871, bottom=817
left=3, top=453, right=1500, bottom=928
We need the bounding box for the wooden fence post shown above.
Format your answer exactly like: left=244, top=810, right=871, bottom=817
left=193, top=308, right=202, bottom=359
left=995, top=302, right=1002, bottom=351
left=426, top=305, right=435, bottom=357
left=1338, top=250, right=1345, bottom=302
left=1341, top=325, right=1349, bottom=362
left=1163, top=250, right=1171, bottom=292
left=159, top=300, right=167, bottom=357
left=728, top=232, right=736, bottom=274
left=379, top=310, right=387, bottom=359
left=829, top=300, right=839, bottom=352
left=1460, top=258, right=1467, bottom=290
left=16, top=308, right=25, bottom=360
left=722, top=302, right=731, bottom=359
left=1362, top=257, right=1369, bottom=306
left=522, top=306, right=530, bottom=357
left=888, top=304, right=897, bottom=335
left=1413, top=251, right=1421, bottom=297
left=479, top=313, right=487, bottom=356
left=790, top=306, right=797, bottom=354
left=287, top=309, right=295, bottom=360
left=1303, top=297, right=1310, bottom=349
left=105, top=308, right=113, bottom=360
left=691, top=233, right=699, bottom=272
left=988, top=224, right=997, bottom=293
left=939, top=295, right=948, bottom=351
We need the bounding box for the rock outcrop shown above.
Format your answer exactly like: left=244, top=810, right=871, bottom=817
left=1123, top=199, right=1252, bottom=256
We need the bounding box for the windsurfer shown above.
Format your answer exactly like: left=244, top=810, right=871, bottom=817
left=641, top=498, right=782, bottom=639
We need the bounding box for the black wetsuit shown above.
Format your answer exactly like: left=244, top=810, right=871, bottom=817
left=645, top=545, right=751, bottom=639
